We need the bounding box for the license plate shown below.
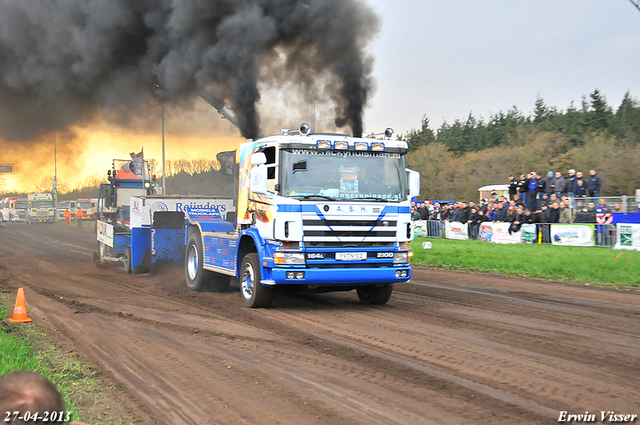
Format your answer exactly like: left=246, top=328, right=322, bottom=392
left=335, top=252, right=366, bottom=261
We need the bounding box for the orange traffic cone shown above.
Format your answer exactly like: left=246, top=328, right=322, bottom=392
left=8, top=288, right=32, bottom=323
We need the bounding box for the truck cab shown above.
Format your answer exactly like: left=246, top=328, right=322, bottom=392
left=75, top=198, right=98, bottom=220
left=185, top=126, right=420, bottom=307
left=26, top=193, right=54, bottom=224
left=0, top=197, right=18, bottom=222
left=56, top=200, right=76, bottom=221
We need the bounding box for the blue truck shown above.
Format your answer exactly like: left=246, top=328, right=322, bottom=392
left=96, top=128, right=419, bottom=308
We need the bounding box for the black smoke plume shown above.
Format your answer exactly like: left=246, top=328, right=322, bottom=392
left=0, top=0, right=379, bottom=140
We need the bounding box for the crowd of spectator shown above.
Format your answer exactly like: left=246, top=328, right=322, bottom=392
left=410, top=168, right=622, bottom=241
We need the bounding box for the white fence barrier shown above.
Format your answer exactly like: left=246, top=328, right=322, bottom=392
left=550, top=224, right=595, bottom=247
left=444, top=221, right=468, bottom=240
left=415, top=220, right=616, bottom=248
left=614, top=223, right=640, bottom=251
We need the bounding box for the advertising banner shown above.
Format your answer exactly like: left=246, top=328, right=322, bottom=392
left=413, top=220, right=427, bottom=238
left=445, top=221, right=468, bottom=240
left=96, top=220, right=114, bottom=247
left=613, top=223, right=640, bottom=251
left=490, top=222, right=523, bottom=244
left=520, top=224, right=537, bottom=244
left=478, top=223, right=494, bottom=242
left=129, top=196, right=235, bottom=228
left=550, top=224, right=595, bottom=247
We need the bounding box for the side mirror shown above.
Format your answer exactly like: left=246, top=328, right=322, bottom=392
left=251, top=152, right=267, bottom=166
left=406, top=168, right=420, bottom=200
left=251, top=164, right=268, bottom=195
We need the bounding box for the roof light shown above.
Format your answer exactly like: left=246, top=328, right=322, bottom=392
left=354, top=141, right=369, bottom=151
left=317, top=140, right=332, bottom=149
left=299, top=123, right=311, bottom=136
left=371, top=142, right=386, bottom=152
left=334, top=141, right=349, bottom=150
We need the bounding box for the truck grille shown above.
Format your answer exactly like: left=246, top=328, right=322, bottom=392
left=302, top=219, right=397, bottom=242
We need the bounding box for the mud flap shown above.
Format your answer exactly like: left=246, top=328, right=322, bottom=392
left=131, top=227, right=151, bottom=274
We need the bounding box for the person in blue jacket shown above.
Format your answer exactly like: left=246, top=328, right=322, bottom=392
left=526, top=172, right=538, bottom=212
left=588, top=169, right=602, bottom=199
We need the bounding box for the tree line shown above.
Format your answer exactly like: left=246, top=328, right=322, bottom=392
left=0, top=158, right=229, bottom=198
left=4, top=89, right=638, bottom=202
left=403, top=89, right=640, bottom=201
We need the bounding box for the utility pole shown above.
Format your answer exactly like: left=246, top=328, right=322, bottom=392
left=53, top=133, right=58, bottom=220
left=162, top=102, right=166, bottom=194
left=311, top=61, right=316, bottom=133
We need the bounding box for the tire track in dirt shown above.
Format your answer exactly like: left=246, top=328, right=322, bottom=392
left=257, top=297, right=638, bottom=415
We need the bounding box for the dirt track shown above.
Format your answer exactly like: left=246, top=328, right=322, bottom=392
left=1, top=223, right=639, bottom=425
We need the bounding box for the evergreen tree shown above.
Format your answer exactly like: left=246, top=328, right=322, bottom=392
left=585, top=89, right=613, bottom=131
left=614, top=91, right=640, bottom=142
left=562, top=101, right=587, bottom=146
left=401, top=115, right=435, bottom=152
left=533, top=95, right=547, bottom=124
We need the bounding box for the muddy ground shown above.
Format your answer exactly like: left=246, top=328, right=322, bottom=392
left=0, top=223, right=638, bottom=425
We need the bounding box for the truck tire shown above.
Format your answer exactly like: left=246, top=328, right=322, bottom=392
left=356, top=284, right=393, bottom=305
left=185, top=234, right=230, bottom=292
left=240, top=253, right=272, bottom=308
left=123, top=248, right=132, bottom=274
left=185, top=234, right=209, bottom=291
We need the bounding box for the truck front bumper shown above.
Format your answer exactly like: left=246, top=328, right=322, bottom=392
left=268, top=266, right=411, bottom=286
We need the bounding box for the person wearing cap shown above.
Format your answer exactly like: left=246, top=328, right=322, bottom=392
left=545, top=171, right=556, bottom=196
left=411, top=207, right=421, bottom=221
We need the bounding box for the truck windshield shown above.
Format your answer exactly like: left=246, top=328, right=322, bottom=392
left=281, top=149, right=406, bottom=201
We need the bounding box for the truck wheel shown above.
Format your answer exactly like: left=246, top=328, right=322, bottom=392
left=95, top=242, right=108, bottom=268
left=98, top=242, right=108, bottom=262
left=240, top=253, right=272, bottom=308
left=356, top=284, right=393, bottom=305
left=185, top=233, right=212, bottom=291
left=123, top=248, right=132, bottom=274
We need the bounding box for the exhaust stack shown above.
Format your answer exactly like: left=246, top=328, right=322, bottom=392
left=198, top=89, right=242, bottom=133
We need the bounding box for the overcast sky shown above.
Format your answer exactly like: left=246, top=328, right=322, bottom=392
left=362, top=0, right=640, bottom=136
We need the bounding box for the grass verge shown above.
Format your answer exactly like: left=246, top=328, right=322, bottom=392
left=0, top=289, right=134, bottom=424
left=410, top=237, right=640, bottom=288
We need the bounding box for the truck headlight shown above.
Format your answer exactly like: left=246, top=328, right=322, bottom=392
left=393, top=252, right=409, bottom=264
left=274, top=252, right=306, bottom=265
